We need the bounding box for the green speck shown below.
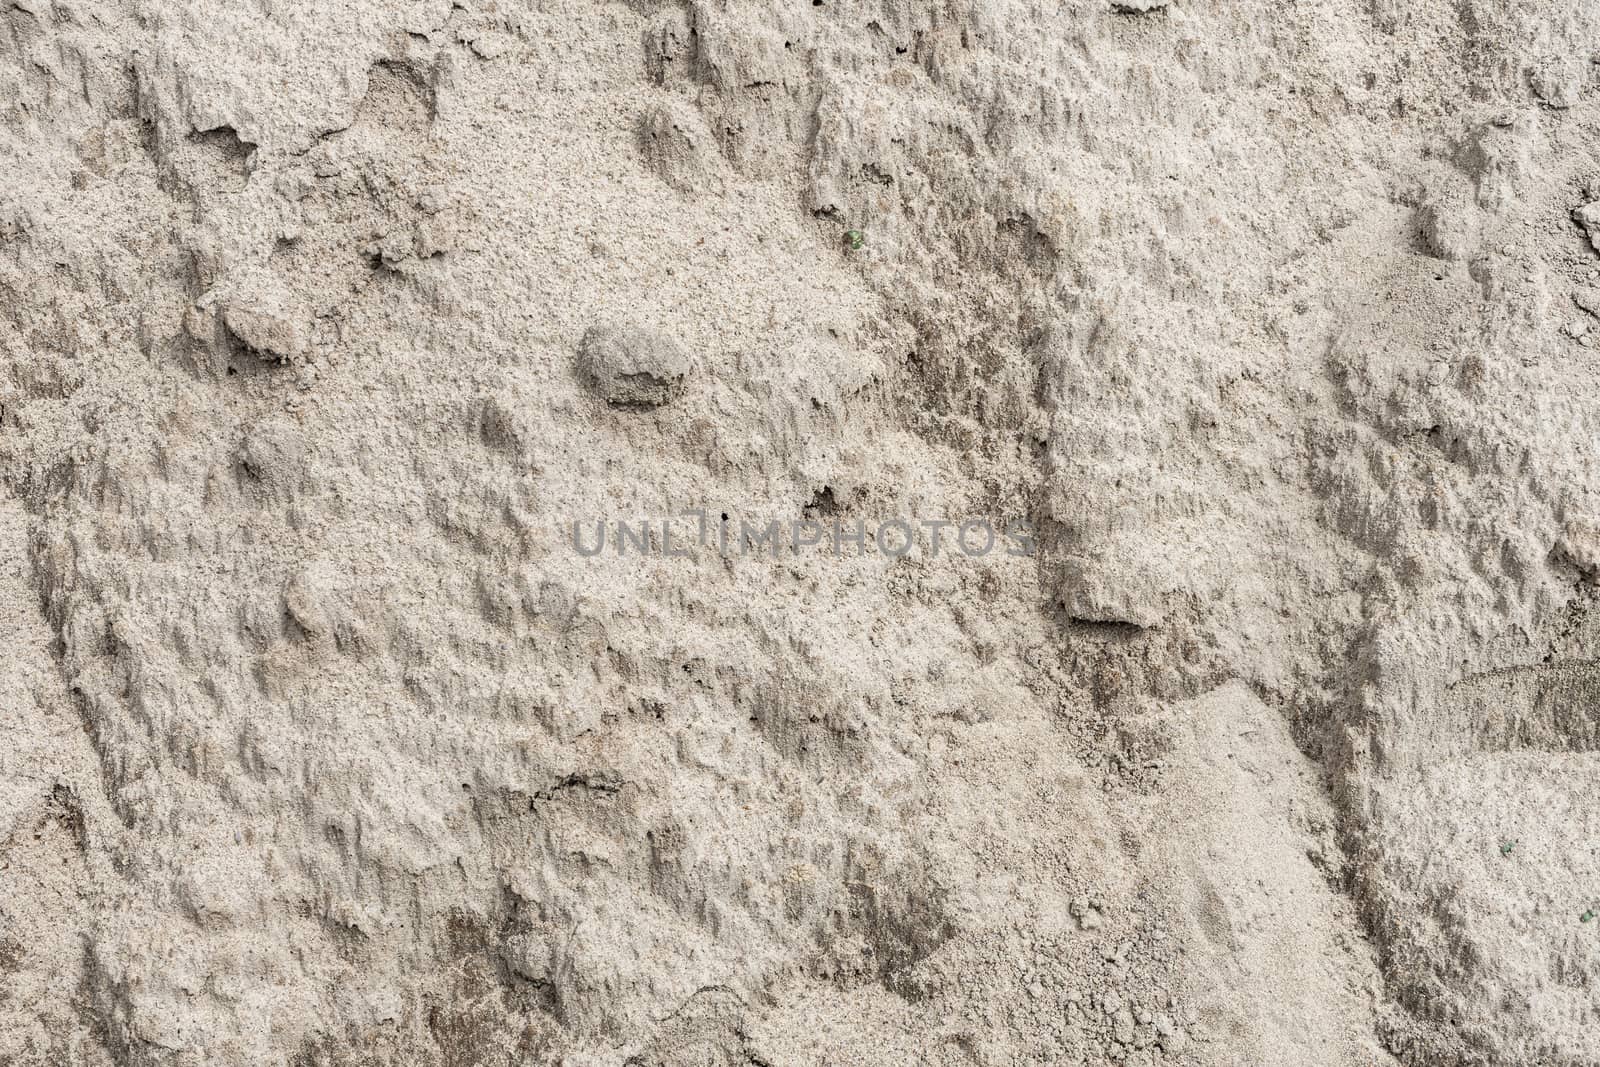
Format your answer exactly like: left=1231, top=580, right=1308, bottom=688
left=1500, top=841, right=1515, bottom=856
left=845, top=229, right=865, bottom=251
left=1582, top=909, right=1596, bottom=924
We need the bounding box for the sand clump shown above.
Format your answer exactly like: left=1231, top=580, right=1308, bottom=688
left=576, top=321, right=694, bottom=409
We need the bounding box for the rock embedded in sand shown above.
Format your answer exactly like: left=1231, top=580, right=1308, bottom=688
left=576, top=321, right=693, bottom=408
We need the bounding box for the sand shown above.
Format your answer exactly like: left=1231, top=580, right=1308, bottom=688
left=3, top=0, right=1600, bottom=1063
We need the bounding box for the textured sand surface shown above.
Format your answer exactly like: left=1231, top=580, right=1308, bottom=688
left=3, top=0, right=1600, bottom=1064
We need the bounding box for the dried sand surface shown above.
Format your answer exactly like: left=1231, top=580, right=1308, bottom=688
left=3, top=1, right=1600, bottom=1064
